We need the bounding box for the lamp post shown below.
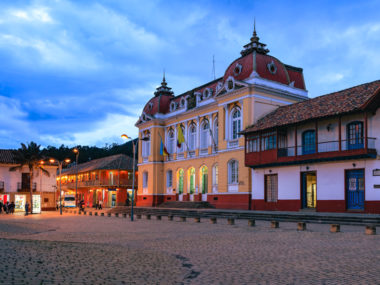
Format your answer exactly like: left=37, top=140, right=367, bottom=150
left=73, top=148, right=79, bottom=207
left=121, top=134, right=147, bottom=221
left=49, top=158, right=71, bottom=215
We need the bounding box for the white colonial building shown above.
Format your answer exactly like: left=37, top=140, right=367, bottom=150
left=0, top=149, right=58, bottom=212
left=243, top=80, right=380, bottom=213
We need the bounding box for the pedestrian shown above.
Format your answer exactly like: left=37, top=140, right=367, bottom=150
left=25, top=201, right=29, bottom=216
left=0, top=201, right=3, bottom=214
left=10, top=201, right=15, bottom=214
left=5, top=201, right=9, bottom=214
left=95, top=202, right=98, bottom=210
left=99, top=200, right=102, bottom=210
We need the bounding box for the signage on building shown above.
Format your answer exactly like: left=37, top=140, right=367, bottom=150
left=32, top=195, right=41, bottom=214
left=373, top=169, right=380, bottom=176
left=374, top=185, right=380, bottom=189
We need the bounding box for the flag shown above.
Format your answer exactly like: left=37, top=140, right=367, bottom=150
left=160, top=137, right=169, bottom=156
left=177, top=125, right=185, bottom=148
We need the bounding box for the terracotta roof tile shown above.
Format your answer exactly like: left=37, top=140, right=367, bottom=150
left=244, top=80, right=380, bottom=133
left=0, top=149, right=16, bottom=164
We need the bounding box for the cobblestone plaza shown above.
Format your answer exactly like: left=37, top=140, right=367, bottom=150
left=0, top=212, right=379, bottom=284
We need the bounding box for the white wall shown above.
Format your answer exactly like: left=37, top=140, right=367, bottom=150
left=0, top=164, right=57, bottom=193
left=252, top=159, right=380, bottom=202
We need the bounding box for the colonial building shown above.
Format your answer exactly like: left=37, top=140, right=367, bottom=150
left=0, top=149, right=57, bottom=212
left=135, top=27, right=308, bottom=209
left=243, top=80, right=380, bottom=213
left=59, top=154, right=137, bottom=208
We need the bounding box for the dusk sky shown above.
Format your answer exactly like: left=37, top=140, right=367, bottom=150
left=1, top=0, right=380, bottom=149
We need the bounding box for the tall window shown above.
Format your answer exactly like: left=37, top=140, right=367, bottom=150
left=200, top=166, right=208, bottom=194
left=213, top=119, right=218, bottom=147
left=261, top=132, right=276, bottom=150
left=265, top=174, right=278, bottom=202
left=228, top=160, right=239, bottom=184
left=166, top=170, right=173, bottom=188
left=109, top=172, right=114, bottom=185
left=212, top=164, right=218, bottom=186
left=188, top=124, right=197, bottom=150
left=142, top=131, right=151, bottom=157
left=142, top=172, right=148, bottom=188
left=177, top=169, right=184, bottom=194
left=200, top=121, right=209, bottom=149
left=177, top=126, right=185, bottom=153
left=347, top=121, right=364, bottom=150
left=167, top=129, right=175, bottom=154
left=231, top=108, right=241, bottom=140
left=302, top=130, right=316, bottom=155
left=188, top=167, right=195, bottom=194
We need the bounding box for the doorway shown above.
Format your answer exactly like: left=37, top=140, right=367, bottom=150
left=301, top=172, right=317, bottom=209
left=346, top=169, right=364, bottom=210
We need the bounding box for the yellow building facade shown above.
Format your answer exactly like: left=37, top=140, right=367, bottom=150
left=136, top=28, right=309, bottom=209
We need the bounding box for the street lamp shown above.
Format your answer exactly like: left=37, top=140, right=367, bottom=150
left=49, top=158, right=71, bottom=215
left=121, top=134, right=148, bottom=221
left=73, top=148, right=79, bottom=207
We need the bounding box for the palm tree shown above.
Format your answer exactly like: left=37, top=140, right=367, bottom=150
left=10, top=142, right=50, bottom=214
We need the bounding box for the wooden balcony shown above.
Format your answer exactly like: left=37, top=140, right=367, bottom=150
left=245, top=138, right=377, bottom=168
left=62, top=179, right=134, bottom=189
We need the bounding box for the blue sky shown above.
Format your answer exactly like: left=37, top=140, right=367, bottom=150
left=1, top=0, right=379, bottom=149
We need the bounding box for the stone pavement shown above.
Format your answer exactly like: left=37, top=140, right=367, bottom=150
left=0, top=212, right=379, bottom=284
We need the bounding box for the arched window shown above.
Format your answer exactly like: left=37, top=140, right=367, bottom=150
left=142, top=171, right=148, bottom=188
left=213, top=119, right=218, bottom=147
left=167, top=129, right=175, bottom=154
left=188, top=167, right=195, bottom=194
left=177, top=125, right=185, bottom=153
left=212, top=164, right=218, bottom=192
left=231, top=108, right=241, bottom=140
left=177, top=169, right=184, bottom=194
left=200, top=121, right=209, bottom=149
left=142, top=131, right=151, bottom=157
left=347, top=121, right=364, bottom=150
left=188, top=124, right=197, bottom=151
left=228, top=160, right=239, bottom=184
left=302, top=130, right=316, bottom=155
left=199, top=166, right=208, bottom=194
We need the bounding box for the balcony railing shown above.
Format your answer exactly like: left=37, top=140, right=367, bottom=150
left=177, top=152, right=184, bottom=159
left=62, top=179, right=134, bottom=189
left=199, top=148, right=208, bottom=155
left=228, top=140, right=239, bottom=149
left=246, top=137, right=377, bottom=167
left=0, top=181, right=4, bottom=190
left=17, top=182, right=37, bottom=192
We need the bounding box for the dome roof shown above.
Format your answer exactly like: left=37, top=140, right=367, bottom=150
left=223, top=23, right=306, bottom=90
left=142, top=75, right=174, bottom=116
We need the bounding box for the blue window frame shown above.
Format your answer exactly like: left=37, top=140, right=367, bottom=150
left=347, top=121, right=363, bottom=150
left=302, top=130, right=316, bottom=155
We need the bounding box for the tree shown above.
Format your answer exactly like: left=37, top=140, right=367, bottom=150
left=10, top=142, right=50, bottom=214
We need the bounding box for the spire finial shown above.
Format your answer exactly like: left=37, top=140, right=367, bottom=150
left=163, top=69, right=166, bottom=82
left=253, top=18, right=256, bottom=37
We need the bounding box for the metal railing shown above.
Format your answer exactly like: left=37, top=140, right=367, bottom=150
left=277, top=138, right=376, bottom=158
left=228, top=140, right=239, bottom=149
left=17, top=182, right=37, bottom=191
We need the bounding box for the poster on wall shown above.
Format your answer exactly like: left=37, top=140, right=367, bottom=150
left=0, top=194, right=9, bottom=204
left=15, top=195, right=26, bottom=212
left=32, top=195, right=41, bottom=214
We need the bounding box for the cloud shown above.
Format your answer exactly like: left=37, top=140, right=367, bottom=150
left=10, top=6, right=53, bottom=23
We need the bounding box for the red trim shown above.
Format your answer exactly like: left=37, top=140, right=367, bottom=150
left=365, top=201, right=380, bottom=214
left=316, top=200, right=346, bottom=212
left=207, top=194, right=251, bottom=210
left=136, top=195, right=165, bottom=207
left=251, top=199, right=299, bottom=211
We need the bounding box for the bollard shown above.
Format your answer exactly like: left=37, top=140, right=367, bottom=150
left=101, top=213, right=104, bottom=216
left=297, top=222, right=306, bottom=231
left=194, top=217, right=201, bottom=223
left=78, top=211, right=82, bottom=215
left=137, top=214, right=142, bottom=219
left=156, top=215, right=162, bottom=220
left=83, top=211, right=87, bottom=215
left=180, top=216, right=186, bottom=222
left=115, top=213, right=119, bottom=218
left=107, top=213, right=111, bottom=217
left=94, top=212, right=98, bottom=216
left=228, top=218, right=235, bottom=225
left=365, top=225, right=376, bottom=235
left=210, top=217, right=217, bottom=224
left=73, top=210, right=77, bottom=214
left=89, top=212, right=92, bottom=216
left=123, top=213, right=127, bottom=218
left=168, top=215, right=173, bottom=221
left=248, top=219, right=255, bottom=227
left=271, top=221, right=279, bottom=228
left=146, top=214, right=151, bottom=220
left=330, top=224, right=340, bottom=233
